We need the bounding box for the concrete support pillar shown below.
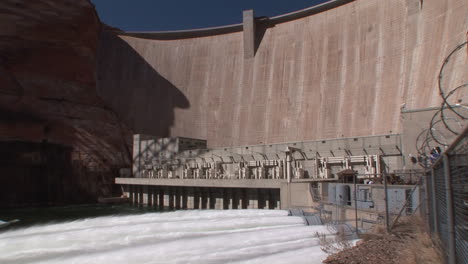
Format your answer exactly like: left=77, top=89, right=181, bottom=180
left=215, top=189, right=224, bottom=209
left=227, top=189, right=233, bottom=209
left=196, top=188, right=202, bottom=209
left=206, top=189, right=212, bottom=209
left=243, top=10, right=255, bottom=58
left=187, top=188, right=194, bottom=209
left=163, top=187, right=169, bottom=209
left=142, top=185, right=148, bottom=205
left=276, top=192, right=281, bottom=209
left=154, top=186, right=158, bottom=207
left=199, top=188, right=205, bottom=209
left=154, top=187, right=158, bottom=208
left=247, top=189, right=258, bottom=209
left=147, top=186, right=153, bottom=207
left=123, top=185, right=130, bottom=199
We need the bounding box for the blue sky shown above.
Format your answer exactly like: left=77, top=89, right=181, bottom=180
left=91, top=0, right=330, bottom=31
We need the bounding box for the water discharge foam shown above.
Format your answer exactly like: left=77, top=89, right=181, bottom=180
left=0, top=210, right=333, bottom=264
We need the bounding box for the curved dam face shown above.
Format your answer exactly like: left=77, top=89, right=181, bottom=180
left=97, top=0, right=467, bottom=147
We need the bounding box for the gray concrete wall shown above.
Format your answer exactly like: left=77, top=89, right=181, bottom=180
left=280, top=182, right=314, bottom=209
left=322, top=182, right=420, bottom=214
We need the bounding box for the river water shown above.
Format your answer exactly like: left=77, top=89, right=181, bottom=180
left=0, top=207, right=335, bottom=264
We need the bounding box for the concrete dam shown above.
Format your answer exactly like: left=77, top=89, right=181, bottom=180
left=97, top=0, right=467, bottom=147
left=99, top=0, right=466, bottom=215
left=0, top=0, right=465, bottom=208
left=0, top=0, right=465, bottom=262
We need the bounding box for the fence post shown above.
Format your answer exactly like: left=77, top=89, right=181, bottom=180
left=443, top=154, right=456, bottom=264
left=354, top=174, right=358, bottom=234
left=431, top=168, right=439, bottom=234
left=424, top=172, right=431, bottom=232
left=383, top=172, right=390, bottom=232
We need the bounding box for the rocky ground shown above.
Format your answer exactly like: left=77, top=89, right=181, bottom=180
left=323, top=217, right=444, bottom=264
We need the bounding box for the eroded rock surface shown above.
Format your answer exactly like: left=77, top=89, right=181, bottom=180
left=0, top=0, right=131, bottom=207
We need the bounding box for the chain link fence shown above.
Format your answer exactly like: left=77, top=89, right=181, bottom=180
left=427, top=127, right=467, bottom=264
left=387, top=170, right=426, bottom=231
left=309, top=170, right=427, bottom=237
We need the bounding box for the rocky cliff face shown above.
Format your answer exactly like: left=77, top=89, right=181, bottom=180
left=0, top=0, right=131, bottom=207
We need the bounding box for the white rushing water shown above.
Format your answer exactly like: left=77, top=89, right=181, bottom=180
left=0, top=210, right=335, bottom=264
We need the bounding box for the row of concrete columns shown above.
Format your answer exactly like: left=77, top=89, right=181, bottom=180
left=126, top=185, right=281, bottom=210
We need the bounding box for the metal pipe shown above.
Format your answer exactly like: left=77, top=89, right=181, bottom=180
left=282, top=159, right=286, bottom=180
left=443, top=154, right=456, bottom=264
left=286, top=152, right=292, bottom=183
left=376, top=155, right=381, bottom=177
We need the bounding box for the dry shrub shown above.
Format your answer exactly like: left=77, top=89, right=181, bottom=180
left=372, top=222, right=387, bottom=234
left=323, top=216, right=444, bottom=264
left=396, top=217, right=443, bottom=264
left=393, top=216, right=444, bottom=264
left=399, top=232, right=444, bottom=264
left=359, top=222, right=387, bottom=241
left=315, top=224, right=352, bottom=255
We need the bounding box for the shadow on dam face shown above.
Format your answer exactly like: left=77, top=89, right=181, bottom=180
left=97, top=31, right=190, bottom=138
